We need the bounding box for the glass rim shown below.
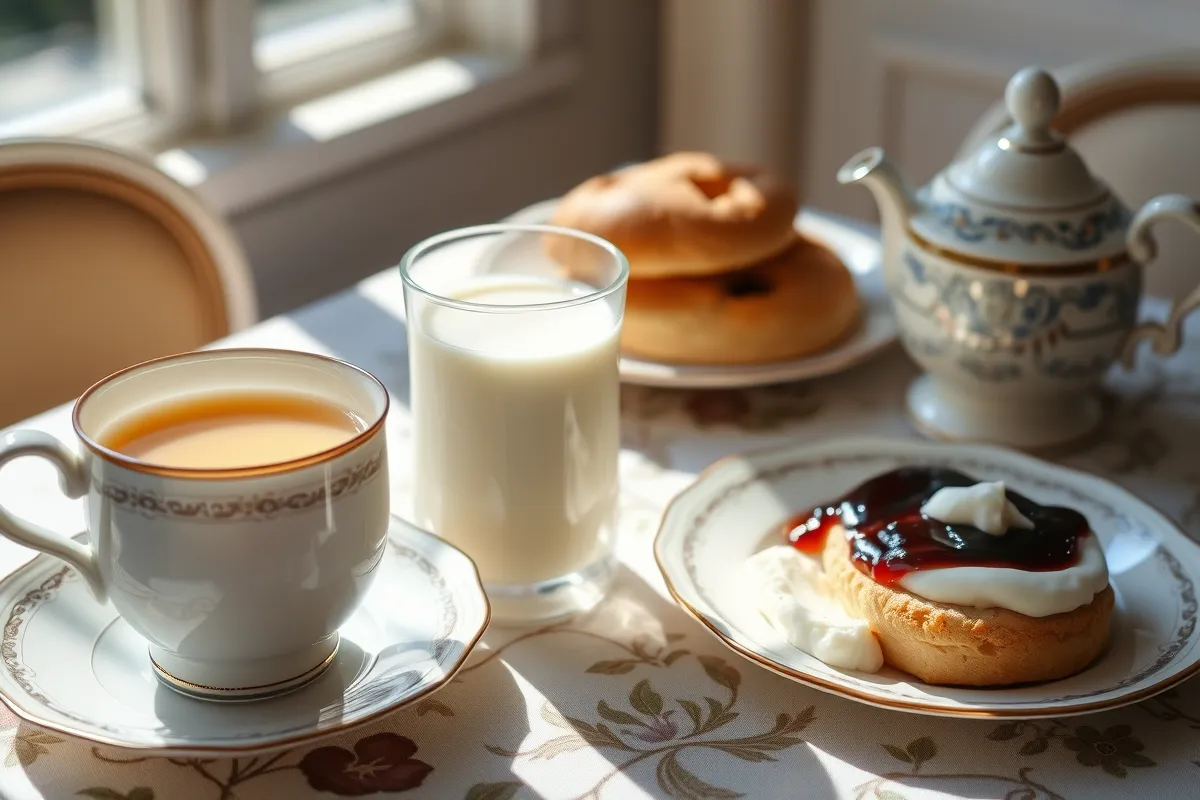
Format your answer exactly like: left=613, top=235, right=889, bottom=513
left=398, top=223, right=629, bottom=313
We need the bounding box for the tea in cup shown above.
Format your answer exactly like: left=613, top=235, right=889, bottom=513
left=0, top=349, right=390, bottom=700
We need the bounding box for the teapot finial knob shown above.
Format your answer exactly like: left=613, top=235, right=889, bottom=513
left=1005, top=67, right=1060, bottom=147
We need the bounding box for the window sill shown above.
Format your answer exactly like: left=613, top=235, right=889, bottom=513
left=153, top=49, right=581, bottom=217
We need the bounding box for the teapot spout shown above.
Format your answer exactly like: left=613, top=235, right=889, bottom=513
left=837, top=148, right=917, bottom=267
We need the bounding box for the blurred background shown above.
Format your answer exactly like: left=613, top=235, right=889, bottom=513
left=0, top=0, right=1195, bottom=316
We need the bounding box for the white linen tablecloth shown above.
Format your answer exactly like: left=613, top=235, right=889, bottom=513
left=2, top=248, right=1200, bottom=799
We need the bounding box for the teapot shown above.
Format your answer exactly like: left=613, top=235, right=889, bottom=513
left=838, top=66, right=1200, bottom=450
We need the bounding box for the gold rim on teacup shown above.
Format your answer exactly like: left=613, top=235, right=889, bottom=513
left=71, top=348, right=390, bottom=480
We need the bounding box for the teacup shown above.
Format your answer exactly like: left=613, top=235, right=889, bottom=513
left=0, top=349, right=390, bottom=701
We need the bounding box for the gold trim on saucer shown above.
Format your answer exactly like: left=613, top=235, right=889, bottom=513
left=0, top=519, right=493, bottom=755
left=907, top=226, right=1130, bottom=276
left=149, top=639, right=340, bottom=698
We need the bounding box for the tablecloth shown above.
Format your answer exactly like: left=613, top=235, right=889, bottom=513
left=2, top=248, right=1200, bottom=800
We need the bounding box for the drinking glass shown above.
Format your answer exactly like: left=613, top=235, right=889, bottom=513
left=400, top=224, right=628, bottom=623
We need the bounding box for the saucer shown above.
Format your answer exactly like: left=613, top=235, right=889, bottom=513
left=504, top=200, right=897, bottom=389
left=654, top=436, right=1200, bottom=718
left=0, top=516, right=489, bottom=754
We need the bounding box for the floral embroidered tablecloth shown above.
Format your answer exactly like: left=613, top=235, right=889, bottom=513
left=3, top=250, right=1200, bottom=800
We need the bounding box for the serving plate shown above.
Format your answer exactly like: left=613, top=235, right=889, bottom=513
left=654, top=436, right=1200, bottom=718
left=505, top=199, right=897, bottom=388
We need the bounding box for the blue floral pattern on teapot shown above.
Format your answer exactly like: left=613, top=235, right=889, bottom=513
left=928, top=201, right=1130, bottom=251
left=895, top=249, right=1140, bottom=381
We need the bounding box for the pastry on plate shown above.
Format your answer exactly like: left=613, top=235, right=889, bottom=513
left=548, top=152, right=799, bottom=280
left=621, top=236, right=859, bottom=364
left=751, top=466, right=1113, bottom=686
left=547, top=152, right=861, bottom=365
left=821, top=530, right=1113, bottom=686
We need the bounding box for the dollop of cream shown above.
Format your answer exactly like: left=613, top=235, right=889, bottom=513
left=897, top=533, right=1109, bottom=617
left=740, top=546, right=883, bottom=672
left=920, top=481, right=1033, bottom=536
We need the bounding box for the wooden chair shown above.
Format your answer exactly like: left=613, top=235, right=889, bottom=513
left=958, top=49, right=1200, bottom=301
left=0, top=139, right=257, bottom=427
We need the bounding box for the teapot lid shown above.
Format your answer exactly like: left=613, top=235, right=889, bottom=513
left=913, top=67, right=1129, bottom=265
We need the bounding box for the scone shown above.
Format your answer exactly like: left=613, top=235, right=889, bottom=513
left=620, top=236, right=860, bottom=364
left=770, top=466, right=1115, bottom=686
left=822, top=531, right=1114, bottom=686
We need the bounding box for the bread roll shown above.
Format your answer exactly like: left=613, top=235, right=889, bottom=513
left=548, top=152, right=799, bottom=279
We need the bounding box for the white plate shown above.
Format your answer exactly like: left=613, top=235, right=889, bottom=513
left=504, top=200, right=897, bottom=388
left=0, top=516, right=489, bottom=754
left=654, top=436, right=1200, bottom=718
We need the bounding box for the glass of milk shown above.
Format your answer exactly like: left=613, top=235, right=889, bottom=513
left=400, top=224, right=629, bottom=623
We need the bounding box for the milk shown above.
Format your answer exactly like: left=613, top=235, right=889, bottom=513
left=409, top=275, right=621, bottom=589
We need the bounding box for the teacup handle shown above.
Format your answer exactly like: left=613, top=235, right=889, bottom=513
left=1122, top=193, right=1200, bottom=368
left=0, top=431, right=106, bottom=601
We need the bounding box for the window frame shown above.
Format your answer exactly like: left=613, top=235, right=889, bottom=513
left=0, top=0, right=572, bottom=216
left=1, top=0, right=545, bottom=143
left=0, top=0, right=195, bottom=143
left=201, top=0, right=543, bottom=130
left=197, top=0, right=450, bottom=131
left=254, top=0, right=451, bottom=105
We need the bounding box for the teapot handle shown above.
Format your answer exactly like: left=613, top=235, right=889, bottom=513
left=1121, top=194, right=1200, bottom=369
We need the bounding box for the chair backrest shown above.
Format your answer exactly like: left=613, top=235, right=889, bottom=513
left=957, top=49, right=1200, bottom=301
left=0, top=139, right=257, bottom=427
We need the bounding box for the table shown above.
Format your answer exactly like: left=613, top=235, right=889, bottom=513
left=3, top=242, right=1200, bottom=800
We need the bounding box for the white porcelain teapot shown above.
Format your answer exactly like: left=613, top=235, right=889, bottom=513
left=838, top=66, right=1200, bottom=450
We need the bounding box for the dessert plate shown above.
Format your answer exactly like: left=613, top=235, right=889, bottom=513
left=654, top=436, right=1200, bottom=718
left=0, top=516, right=489, bottom=754
left=504, top=200, right=897, bottom=388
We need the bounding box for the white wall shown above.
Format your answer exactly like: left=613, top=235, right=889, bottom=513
left=219, top=0, right=659, bottom=318
left=660, top=0, right=800, bottom=176
left=801, top=0, right=1200, bottom=222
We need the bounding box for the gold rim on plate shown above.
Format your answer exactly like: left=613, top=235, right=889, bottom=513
left=652, top=438, right=1200, bottom=718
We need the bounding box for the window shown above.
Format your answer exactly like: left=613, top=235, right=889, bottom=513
left=256, top=0, right=420, bottom=71
left=0, top=0, right=457, bottom=144
left=0, top=0, right=140, bottom=135
left=253, top=0, right=443, bottom=103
